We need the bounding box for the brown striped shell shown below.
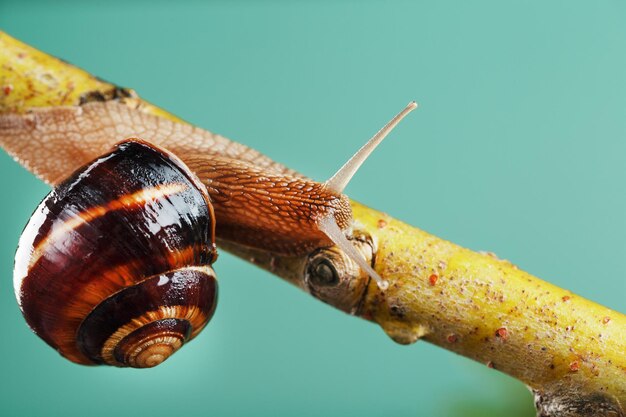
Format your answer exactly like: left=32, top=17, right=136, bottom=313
left=13, top=139, right=218, bottom=368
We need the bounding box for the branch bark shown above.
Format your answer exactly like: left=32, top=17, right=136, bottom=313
left=1, top=31, right=624, bottom=416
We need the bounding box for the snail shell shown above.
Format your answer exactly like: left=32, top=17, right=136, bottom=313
left=14, top=139, right=218, bottom=368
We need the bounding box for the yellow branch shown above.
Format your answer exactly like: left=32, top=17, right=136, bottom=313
left=1, top=32, right=624, bottom=416
left=0, top=32, right=179, bottom=122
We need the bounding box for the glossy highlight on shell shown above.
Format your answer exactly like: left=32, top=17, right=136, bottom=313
left=14, top=139, right=218, bottom=368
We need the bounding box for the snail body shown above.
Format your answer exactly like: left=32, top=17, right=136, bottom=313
left=14, top=139, right=218, bottom=368
left=183, top=155, right=352, bottom=255
left=1, top=101, right=414, bottom=262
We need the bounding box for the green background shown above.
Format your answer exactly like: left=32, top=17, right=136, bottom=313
left=0, top=1, right=624, bottom=416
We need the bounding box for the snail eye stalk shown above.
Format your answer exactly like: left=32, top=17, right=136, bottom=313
left=324, top=101, right=418, bottom=194
left=318, top=101, right=418, bottom=290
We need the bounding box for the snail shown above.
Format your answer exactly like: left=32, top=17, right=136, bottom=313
left=6, top=101, right=416, bottom=367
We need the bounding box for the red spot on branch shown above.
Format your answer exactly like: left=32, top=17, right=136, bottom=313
left=495, top=327, right=509, bottom=340
left=562, top=295, right=571, bottom=302
left=377, top=219, right=387, bottom=229
left=3, top=85, right=12, bottom=96
left=447, top=334, right=458, bottom=343
left=602, top=316, right=611, bottom=325
left=569, top=361, right=580, bottom=372
left=429, top=274, right=438, bottom=286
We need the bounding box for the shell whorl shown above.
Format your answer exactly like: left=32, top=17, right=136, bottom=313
left=14, top=139, right=218, bottom=368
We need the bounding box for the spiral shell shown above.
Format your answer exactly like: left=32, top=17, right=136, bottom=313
left=14, top=139, right=218, bottom=368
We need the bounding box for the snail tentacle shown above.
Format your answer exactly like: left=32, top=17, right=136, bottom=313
left=324, top=101, right=417, bottom=194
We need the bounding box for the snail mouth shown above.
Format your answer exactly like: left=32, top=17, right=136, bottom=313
left=113, top=319, right=190, bottom=368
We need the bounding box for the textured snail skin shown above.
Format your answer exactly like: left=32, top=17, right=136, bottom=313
left=184, top=155, right=352, bottom=256
left=14, top=139, right=218, bottom=368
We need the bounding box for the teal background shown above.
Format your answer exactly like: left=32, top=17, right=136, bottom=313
left=0, top=1, right=624, bottom=416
